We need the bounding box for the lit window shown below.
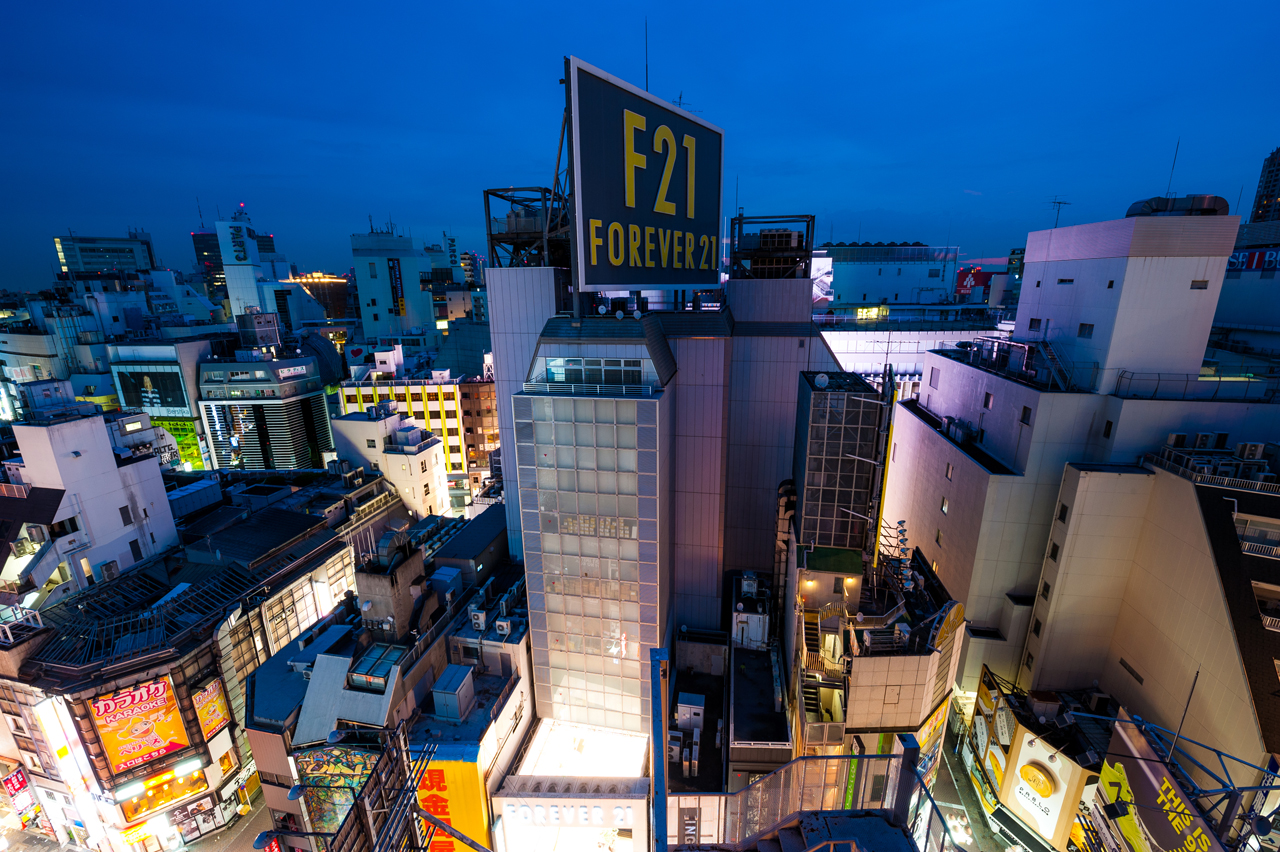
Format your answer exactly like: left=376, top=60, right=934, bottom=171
left=940, top=497, right=948, bottom=515
left=945, top=462, right=953, bottom=480
left=983, top=392, right=994, bottom=410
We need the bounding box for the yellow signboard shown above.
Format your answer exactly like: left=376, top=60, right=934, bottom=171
left=193, top=679, right=231, bottom=742
left=418, top=760, right=489, bottom=851
left=90, top=678, right=191, bottom=774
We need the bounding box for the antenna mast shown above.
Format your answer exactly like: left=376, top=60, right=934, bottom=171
left=1050, top=196, right=1072, bottom=228
left=1166, top=137, right=1180, bottom=197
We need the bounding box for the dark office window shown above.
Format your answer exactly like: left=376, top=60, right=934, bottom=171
left=1029, top=318, right=1041, bottom=330
left=1025, top=653, right=1034, bottom=670
left=1020, top=406, right=1032, bottom=425
left=936, top=529, right=943, bottom=545
left=1035, top=280, right=1041, bottom=288
left=129, top=539, right=143, bottom=562
left=1057, top=278, right=1074, bottom=285
left=368, top=262, right=377, bottom=278
left=983, top=392, right=994, bottom=410
left=1190, top=280, right=1209, bottom=290
left=373, top=313, right=379, bottom=321
left=1041, top=581, right=1051, bottom=600
left=833, top=577, right=843, bottom=594
left=929, top=368, right=939, bottom=390
left=1103, top=420, right=1113, bottom=439
left=1048, top=542, right=1060, bottom=561
left=119, top=506, right=132, bottom=526
left=1058, top=503, right=1069, bottom=523
left=1078, top=323, right=1094, bottom=339
left=1032, top=619, right=1042, bottom=638
left=1107, top=280, right=1115, bottom=289
left=366, top=439, right=376, bottom=448
left=370, top=298, right=377, bottom=306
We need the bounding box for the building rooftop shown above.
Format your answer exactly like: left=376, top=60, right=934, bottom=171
left=805, top=547, right=864, bottom=576
left=248, top=624, right=357, bottom=730
left=184, top=507, right=326, bottom=566
left=1195, top=484, right=1280, bottom=753
left=406, top=668, right=522, bottom=761
left=730, top=647, right=790, bottom=745
left=901, top=399, right=1017, bottom=476
left=433, top=503, right=505, bottom=562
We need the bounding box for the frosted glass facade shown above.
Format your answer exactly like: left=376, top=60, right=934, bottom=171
left=514, top=394, right=662, bottom=732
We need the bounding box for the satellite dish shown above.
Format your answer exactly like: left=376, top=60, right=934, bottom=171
left=615, top=310, right=624, bottom=320
left=632, top=310, right=641, bottom=320
left=856, top=612, right=865, bottom=623
left=815, top=373, right=829, bottom=389
left=597, top=305, right=607, bottom=315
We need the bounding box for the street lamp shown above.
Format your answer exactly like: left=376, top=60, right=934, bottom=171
left=253, top=830, right=335, bottom=850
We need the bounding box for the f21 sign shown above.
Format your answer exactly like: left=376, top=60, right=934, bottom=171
left=569, top=56, right=723, bottom=291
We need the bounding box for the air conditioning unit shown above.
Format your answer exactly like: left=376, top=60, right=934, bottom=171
left=495, top=618, right=512, bottom=637
left=27, top=526, right=45, bottom=543
left=1167, top=433, right=1188, bottom=448
left=1237, top=442, right=1266, bottom=460
left=470, top=609, right=486, bottom=633
left=1195, top=432, right=1216, bottom=450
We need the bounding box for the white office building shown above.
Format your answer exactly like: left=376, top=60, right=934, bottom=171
left=882, top=197, right=1280, bottom=690
left=331, top=406, right=450, bottom=519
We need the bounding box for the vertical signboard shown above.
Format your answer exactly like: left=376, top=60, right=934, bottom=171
left=1092, top=709, right=1226, bottom=852
left=387, top=257, right=405, bottom=316
left=569, top=56, right=723, bottom=291
left=418, top=761, right=489, bottom=851
left=193, top=679, right=231, bottom=742
left=89, top=678, right=191, bottom=774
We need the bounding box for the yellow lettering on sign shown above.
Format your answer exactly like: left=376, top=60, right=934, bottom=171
left=673, top=231, right=682, bottom=268
left=699, top=235, right=710, bottom=270
left=589, top=219, right=603, bottom=266
left=629, top=225, right=642, bottom=267
left=645, top=227, right=656, bottom=267
left=624, top=110, right=647, bottom=209
left=659, top=229, right=671, bottom=267
left=652, top=125, right=677, bottom=215
left=608, top=223, right=624, bottom=267
left=685, top=231, right=695, bottom=270
left=682, top=134, right=696, bottom=218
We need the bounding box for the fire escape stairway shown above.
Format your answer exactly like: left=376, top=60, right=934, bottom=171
left=1035, top=339, right=1072, bottom=390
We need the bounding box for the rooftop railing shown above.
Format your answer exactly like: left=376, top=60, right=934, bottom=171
left=522, top=381, right=654, bottom=397
left=1143, top=453, right=1280, bottom=495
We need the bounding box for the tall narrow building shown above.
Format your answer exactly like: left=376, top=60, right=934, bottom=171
left=1250, top=145, right=1280, bottom=223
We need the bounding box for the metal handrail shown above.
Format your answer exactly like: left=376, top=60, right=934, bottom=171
left=1144, top=454, right=1280, bottom=495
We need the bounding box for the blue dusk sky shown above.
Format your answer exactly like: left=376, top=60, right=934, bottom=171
left=2, top=1, right=1278, bottom=285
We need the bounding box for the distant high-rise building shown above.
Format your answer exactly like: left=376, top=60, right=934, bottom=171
left=350, top=227, right=455, bottom=343
left=193, top=206, right=282, bottom=288
left=54, top=230, right=156, bottom=274
left=1250, top=146, right=1280, bottom=223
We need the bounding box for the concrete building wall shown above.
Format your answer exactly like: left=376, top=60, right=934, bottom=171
left=668, top=337, right=730, bottom=629
left=487, top=268, right=562, bottom=559
left=1024, top=466, right=1154, bottom=691
left=1103, top=469, right=1266, bottom=766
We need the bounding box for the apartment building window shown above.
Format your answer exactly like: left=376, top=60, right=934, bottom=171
left=945, top=462, right=953, bottom=480
left=1107, top=280, right=1115, bottom=289
left=1190, top=280, right=1209, bottom=290
left=929, top=367, right=939, bottom=390
left=1032, top=618, right=1042, bottom=637
left=1024, top=653, right=1034, bottom=670
left=1078, top=323, right=1094, bottom=339
left=1103, top=420, right=1113, bottom=439
left=1041, top=580, right=1051, bottom=600
left=940, top=497, right=948, bottom=515
left=129, top=539, right=142, bottom=561
left=368, top=262, right=377, bottom=278
left=1028, top=318, right=1041, bottom=330
left=1058, top=503, right=1069, bottom=523
left=983, top=392, right=994, bottom=410
left=366, top=439, right=376, bottom=448
left=1057, top=278, right=1074, bottom=285
left=936, top=529, right=942, bottom=545
left=1035, top=280, right=1041, bottom=288
left=119, top=506, right=133, bottom=526
left=1020, top=406, right=1032, bottom=425
left=369, top=298, right=377, bottom=306
left=373, top=314, right=379, bottom=321
left=1048, top=542, right=1060, bottom=561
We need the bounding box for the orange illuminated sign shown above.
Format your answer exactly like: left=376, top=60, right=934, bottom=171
left=89, top=677, right=191, bottom=774
left=193, top=679, right=231, bottom=742
left=120, top=825, right=152, bottom=843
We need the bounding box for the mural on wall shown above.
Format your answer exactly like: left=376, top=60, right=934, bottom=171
left=292, top=746, right=379, bottom=845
